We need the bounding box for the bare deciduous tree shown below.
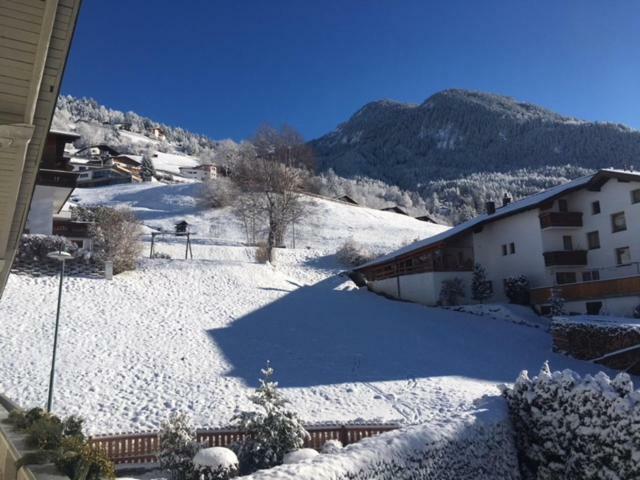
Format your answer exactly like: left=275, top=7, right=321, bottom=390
left=232, top=125, right=314, bottom=262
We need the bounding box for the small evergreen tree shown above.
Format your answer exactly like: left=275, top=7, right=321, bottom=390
left=232, top=362, right=309, bottom=474
left=439, top=277, right=465, bottom=306
left=471, top=263, right=492, bottom=303
left=158, top=413, right=200, bottom=479
left=141, top=152, right=156, bottom=181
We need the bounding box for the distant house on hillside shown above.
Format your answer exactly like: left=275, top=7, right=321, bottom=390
left=152, top=127, right=166, bottom=141
left=355, top=169, right=640, bottom=317
left=337, top=195, right=359, bottom=205
left=381, top=206, right=409, bottom=215
left=178, top=164, right=217, bottom=181
left=75, top=144, right=121, bottom=158
left=414, top=214, right=438, bottom=224
left=112, top=154, right=143, bottom=182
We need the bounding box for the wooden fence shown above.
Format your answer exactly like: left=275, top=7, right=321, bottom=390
left=90, top=424, right=399, bottom=465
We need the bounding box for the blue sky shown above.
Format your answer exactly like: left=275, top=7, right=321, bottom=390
left=62, top=0, right=640, bottom=141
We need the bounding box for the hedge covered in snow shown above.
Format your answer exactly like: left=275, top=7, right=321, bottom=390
left=502, top=363, right=640, bottom=480
left=238, top=396, right=520, bottom=479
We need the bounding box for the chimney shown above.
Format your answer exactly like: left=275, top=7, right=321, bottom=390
left=503, top=193, right=512, bottom=206
left=485, top=201, right=496, bottom=215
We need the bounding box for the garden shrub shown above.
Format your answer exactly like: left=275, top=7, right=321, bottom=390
left=55, top=436, right=115, bottom=480
left=439, top=277, right=465, bottom=306
left=158, top=412, right=201, bottom=479
left=16, top=235, right=79, bottom=263
left=71, top=205, right=142, bottom=274
left=501, top=362, right=640, bottom=479
left=336, top=239, right=378, bottom=267
left=504, top=275, right=530, bottom=305
left=232, top=362, right=309, bottom=474
left=193, top=447, right=239, bottom=480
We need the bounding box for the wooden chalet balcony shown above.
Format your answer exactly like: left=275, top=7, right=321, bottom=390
left=52, top=220, right=91, bottom=238
left=543, top=250, right=588, bottom=266
left=531, top=275, right=640, bottom=304
left=36, top=169, right=79, bottom=189
left=539, top=211, right=583, bottom=229
left=363, top=257, right=473, bottom=281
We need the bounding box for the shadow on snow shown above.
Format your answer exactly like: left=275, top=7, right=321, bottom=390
left=207, top=276, right=610, bottom=388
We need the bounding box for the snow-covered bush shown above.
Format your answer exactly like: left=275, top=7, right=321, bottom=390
left=501, top=362, right=640, bottom=480
left=240, top=397, right=519, bottom=479
left=71, top=206, right=142, bottom=274
left=320, top=439, right=342, bottom=454
left=16, top=234, right=79, bottom=263
left=335, top=239, right=378, bottom=267
left=504, top=275, right=530, bottom=305
left=438, top=277, right=465, bottom=306
left=199, top=178, right=238, bottom=209
left=471, top=263, right=492, bottom=303
left=193, top=447, right=239, bottom=480
left=151, top=251, right=172, bottom=259
left=158, top=413, right=201, bottom=479
left=282, top=449, right=318, bottom=464
left=232, top=362, right=309, bottom=474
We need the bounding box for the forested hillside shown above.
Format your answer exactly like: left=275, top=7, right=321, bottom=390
left=54, top=91, right=640, bottom=224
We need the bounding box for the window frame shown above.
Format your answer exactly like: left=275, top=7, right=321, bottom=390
left=611, top=211, right=627, bottom=233
left=587, top=231, right=600, bottom=250
left=631, top=189, right=640, bottom=205
left=591, top=201, right=601, bottom=215
left=558, top=199, right=568, bottom=212
left=556, top=272, right=577, bottom=285
left=616, top=246, right=631, bottom=266
left=501, top=244, right=507, bottom=256
left=562, top=235, right=573, bottom=251
left=509, top=242, right=515, bottom=254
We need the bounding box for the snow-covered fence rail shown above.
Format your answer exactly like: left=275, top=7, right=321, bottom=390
left=90, top=424, right=398, bottom=465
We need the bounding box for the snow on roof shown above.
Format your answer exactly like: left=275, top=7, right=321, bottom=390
left=49, top=129, right=81, bottom=139
left=356, top=169, right=640, bottom=270
left=115, top=154, right=143, bottom=163
left=152, top=151, right=200, bottom=174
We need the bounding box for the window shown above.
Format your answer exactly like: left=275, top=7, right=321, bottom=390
left=556, top=272, right=577, bottom=284
left=586, top=301, right=603, bottom=315
left=611, top=212, right=627, bottom=232
left=558, top=199, right=568, bottom=212
left=616, top=246, right=631, bottom=265
left=582, top=270, right=600, bottom=282
left=562, top=236, right=573, bottom=251
left=502, top=244, right=507, bottom=256
left=632, top=189, right=640, bottom=204
left=509, top=242, right=516, bottom=254
left=587, top=231, right=600, bottom=250
left=591, top=201, right=601, bottom=215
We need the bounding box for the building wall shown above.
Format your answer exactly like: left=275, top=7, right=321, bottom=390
left=473, top=209, right=546, bottom=302
left=369, top=271, right=473, bottom=306
left=26, top=186, right=55, bottom=234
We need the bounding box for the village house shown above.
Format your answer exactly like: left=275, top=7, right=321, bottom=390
left=151, top=127, right=166, bottom=141
left=355, top=169, right=640, bottom=317
left=25, top=131, right=93, bottom=250
left=178, top=164, right=217, bottom=181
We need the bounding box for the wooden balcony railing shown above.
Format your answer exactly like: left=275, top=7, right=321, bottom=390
left=543, top=250, right=588, bottom=266
left=531, top=275, right=640, bottom=304
left=539, top=211, right=583, bottom=229
left=36, top=169, right=79, bottom=188
left=363, top=258, right=473, bottom=281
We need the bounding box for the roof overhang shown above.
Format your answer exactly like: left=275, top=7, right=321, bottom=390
left=0, top=0, right=83, bottom=298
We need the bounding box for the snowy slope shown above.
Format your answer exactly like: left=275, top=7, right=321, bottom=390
left=0, top=243, right=626, bottom=435
left=152, top=152, right=200, bottom=174
left=68, top=182, right=448, bottom=252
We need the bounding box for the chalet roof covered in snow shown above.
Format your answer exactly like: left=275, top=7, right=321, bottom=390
left=355, top=169, right=640, bottom=271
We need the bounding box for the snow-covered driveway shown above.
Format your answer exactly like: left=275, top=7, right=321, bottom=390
left=0, top=245, right=617, bottom=434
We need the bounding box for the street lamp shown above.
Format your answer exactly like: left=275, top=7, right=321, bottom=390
left=45, top=250, right=73, bottom=412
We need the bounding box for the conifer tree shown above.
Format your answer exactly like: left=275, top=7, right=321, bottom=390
left=471, top=263, right=492, bottom=303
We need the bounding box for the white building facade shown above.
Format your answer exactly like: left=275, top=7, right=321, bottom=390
left=178, top=164, right=217, bottom=181
left=356, top=170, right=640, bottom=317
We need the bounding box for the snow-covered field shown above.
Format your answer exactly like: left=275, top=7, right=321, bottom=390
left=0, top=182, right=622, bottom=435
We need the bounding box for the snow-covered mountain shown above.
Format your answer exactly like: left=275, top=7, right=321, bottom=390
left=311, top=89, right=640, bottom=188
